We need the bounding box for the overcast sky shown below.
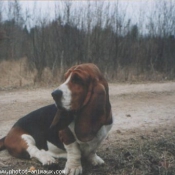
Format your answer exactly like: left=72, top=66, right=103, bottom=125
left=1, top=0, right=157, bottom=30
left=24, top=1, right=155, bottom=26
left=19, top=0, right=155, bottom=19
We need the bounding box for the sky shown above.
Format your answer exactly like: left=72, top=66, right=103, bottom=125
left=2, top=1, right=155, bottom=16
left=1, top=0, right=156, bottom=30
left=19, top=0, right=155, bottom=18
left=24, top=0, right=155, bottom=25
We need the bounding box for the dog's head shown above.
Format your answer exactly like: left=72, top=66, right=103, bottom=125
left=52, top=67, right=89, bottom=111
left=52, top=63, right=102, bottom=111
left=51, top=63, right=111, bottom=129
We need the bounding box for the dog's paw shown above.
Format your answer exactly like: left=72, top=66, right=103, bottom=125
left=39, top=150, right=57, bottom=165
left=41, top=155, right=56, bottom=165
left=64, top=161, right=82, bottom=175
left=88, top=153, right=105, bottom=166
left=64, top=165, right=82, bottom=175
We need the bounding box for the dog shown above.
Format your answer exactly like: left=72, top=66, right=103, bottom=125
left=0, top=63, right=113, bottom=175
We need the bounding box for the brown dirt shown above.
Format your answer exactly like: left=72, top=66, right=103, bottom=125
left=0, top=82, right=175, bottom=174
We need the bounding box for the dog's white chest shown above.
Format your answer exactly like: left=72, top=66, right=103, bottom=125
left=68, top=122, right=112, bottom=156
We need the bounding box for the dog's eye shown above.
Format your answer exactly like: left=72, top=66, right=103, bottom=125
left=72, top=74, right=84, bottom=85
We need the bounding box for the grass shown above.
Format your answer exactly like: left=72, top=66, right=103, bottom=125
left=1, top=127, right=175, bottom=175
left=88, top=128, right=175, bottom=175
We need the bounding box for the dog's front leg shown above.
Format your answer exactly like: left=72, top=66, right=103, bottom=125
left=59, top=128, right=82, bottom=175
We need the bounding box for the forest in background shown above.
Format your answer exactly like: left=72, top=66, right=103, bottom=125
left=0, top=0, right=175, bottom=86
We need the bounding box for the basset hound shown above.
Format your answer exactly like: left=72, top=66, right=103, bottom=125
left=0, top=63, right=113, bottom=175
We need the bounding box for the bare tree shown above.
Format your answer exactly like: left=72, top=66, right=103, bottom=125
left=1, top=0, right=175, bottom=82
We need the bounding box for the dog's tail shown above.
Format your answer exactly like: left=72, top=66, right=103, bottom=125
left=0, top=137, right=6, bottom=151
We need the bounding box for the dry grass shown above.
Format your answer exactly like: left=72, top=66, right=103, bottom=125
left=94, top=128, right=175, bottom=175
left=0, top=58, right=36, bottom=89
left=0, top=59, right=170, bottom=90
left=1, top=127, right=175, bottom=175
left=0, top=58, right=64, bottom=90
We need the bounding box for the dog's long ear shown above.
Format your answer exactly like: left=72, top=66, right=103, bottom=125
left=75, top=83, right=108, bottom=142
left=82, top=82, right=93, bottom=107
left=50, top=110, right=73, bottom=130
left=50, top=110, right=62, bottom=128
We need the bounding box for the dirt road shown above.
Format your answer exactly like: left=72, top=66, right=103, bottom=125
left=0, top=82, right=175, bottom=170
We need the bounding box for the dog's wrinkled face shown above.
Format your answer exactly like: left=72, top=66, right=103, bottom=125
left=52, top=68, right=90, bottom=111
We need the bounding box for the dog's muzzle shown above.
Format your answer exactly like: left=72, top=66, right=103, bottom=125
left=51, top=90, right=63, bottom=108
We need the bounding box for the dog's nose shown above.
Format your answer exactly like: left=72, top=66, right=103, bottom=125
left=51, top=90, right=63, bottom=100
